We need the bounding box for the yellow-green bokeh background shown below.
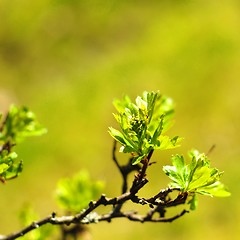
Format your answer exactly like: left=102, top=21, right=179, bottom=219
left=0, top=0, right=239, bottom=239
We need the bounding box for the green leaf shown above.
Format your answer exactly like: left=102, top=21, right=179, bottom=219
left=188, top=194, right=198, bottom=211
left=113, top=95, right=132, bottom=113
left=188, top=166, right=213, bottom=190
left=0, top=105, right=46, bottom=183
left=132, top=155, right=145, bottom=165
left=163, top=149, right=230, bottom=210
left=120, top=145, right=135, bottom=153
left=109, top=91, right=180, bottom=165
left=0, top=163, right=9, bottom=174
left=0, top=105, right=47, bottom=143
left=158, top=135, right=182, bottom=150
left=151, top=116, right=164, bottom=145
left=162, top=165, right=184, bottom=188
left=55, top=170, right=105, bottom=213
left=108, top=127, right=126, bottom=146
left=197, top=181, right=231, bottom=197
left=3, top=161, right=23, bottom=180
left=172, top=154, right=185, bottom=171
left=136, top=96, right=147, bottom=110
left=0, top=150, right=22, bottom=181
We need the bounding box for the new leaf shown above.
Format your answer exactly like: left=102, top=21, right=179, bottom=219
left=0, top=105, right=46, bottom=183
left=163, top=150, right=230, bottom=210
left=109, top=91, right=182, bottom=165
left=55, top=170, right=105, bottom=213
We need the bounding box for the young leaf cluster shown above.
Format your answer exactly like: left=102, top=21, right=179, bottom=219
left=55, top=170, right=105, bottom=213
left=109, top=91, right=230, bottom=210
left=0, top=105, right=46, bottom=183
left=0, top=91, right=231, bottom=240
left=163, top=150, right=230, bottom=210
left=109, top=91, right=182, bottom=165
left=0, top=105, right=47, bottom=144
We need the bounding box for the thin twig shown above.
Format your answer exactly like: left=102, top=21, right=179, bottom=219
left=1, top=183, right=189, bottom=240
left=99, top=209, right=189, bottom=223
left=112, top=140, right=141, bottom=194
left=1, top=140, right=189, bottom=239
left=206, top=144, right=216, bottom=156
left=112, top=140, right=142, bottom=213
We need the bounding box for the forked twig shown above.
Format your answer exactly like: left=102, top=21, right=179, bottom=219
left=1, top=141, right=189, bottom=240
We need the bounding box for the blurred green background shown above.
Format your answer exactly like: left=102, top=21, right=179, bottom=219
left=0, top=0, right=239, bottom=239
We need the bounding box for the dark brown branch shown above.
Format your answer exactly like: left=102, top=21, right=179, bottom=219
left=138, top=149, right=154, bottom=180
left=1, top=206, right=189, bottom=240
left=99, top=209, right=189, bottom=223
left=111, top=140, right=142, bottom=213
left=1, top=141, right=189, bottom=240
left=1, top=184, right=190, bottom=240
left=0, top=213, right=55, bottom=240
left=145, top=189, right=188, bottom=207
left=112, top=140, right=141, bottom=194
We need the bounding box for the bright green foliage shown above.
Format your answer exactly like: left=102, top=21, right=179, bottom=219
left=0, top=105, right=47, bottom=182
left=109, top=91, right=182, bottom=165
left=0, top=105, right=47, bottom=144
left=0, top=150, right=22, bottom=182
left=163, top=150, right=231, bottom=210
left=55, top=170, right=105, bottom=213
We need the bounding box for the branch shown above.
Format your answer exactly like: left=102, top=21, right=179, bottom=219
left=1, top=141, right=189, bottom=240
left=1, top=207, right=189, bottom=240
left=1, top=118, right=189, bottom=239
left=0, top=214, right=55, bottom=240
left=0, top=92, right=229, bottom=239
left=1, top=184, right=190, bottom=240
left=112, top=140, right=141, bottom=194
left=111, top=140, right=141, bottom=214
left=99, top=209, right=189, bottom=223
